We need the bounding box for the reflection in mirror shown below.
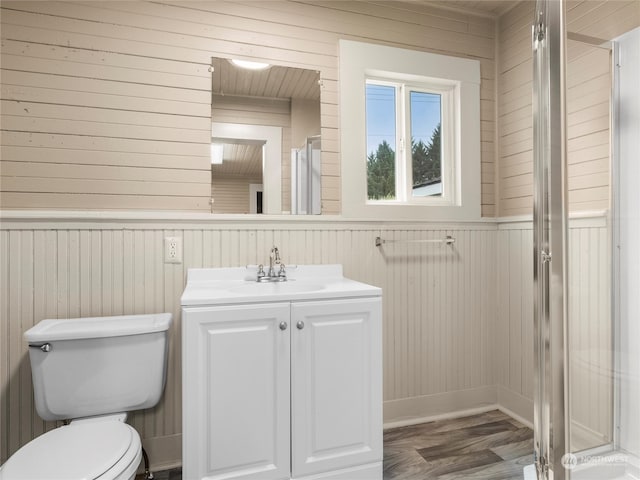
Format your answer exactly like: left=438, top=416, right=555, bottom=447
left=211, top=140, right=264, bottom=214
left=292, top=136, right=321, bottom=214
left=211, top=57, right=321, bottom=215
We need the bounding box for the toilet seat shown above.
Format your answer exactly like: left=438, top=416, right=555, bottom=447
left=0, top=420, right=141, bottom=480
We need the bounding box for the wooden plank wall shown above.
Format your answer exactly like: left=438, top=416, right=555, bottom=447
left=497, top=216, right=612, bottom=452
left=497, top=0, right=640, bottom=216
left=566, top=42, right=611, bottom=212
left=496, top=2, right=533, bottom=217
left=0, top=0, right=498, bottom=216
left=0, top=221, right=497, bottom=467
left=211, top=176, right=263, bottom=214
left=0, top=3, right=213, bottom=211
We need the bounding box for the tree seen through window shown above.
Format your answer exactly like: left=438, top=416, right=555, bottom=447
left=367, top=123, right=441, bottom=200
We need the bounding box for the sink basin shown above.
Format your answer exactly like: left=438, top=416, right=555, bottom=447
left=181, top=265, right=382, bottom=306
left=228, top=281, right=325, bottom=295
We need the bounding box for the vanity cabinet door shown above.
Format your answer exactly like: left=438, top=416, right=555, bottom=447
left=182, top=303, right=291, bottom=480
left=290, top=298, right=383, bottom=477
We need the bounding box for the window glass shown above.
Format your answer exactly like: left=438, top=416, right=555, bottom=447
left=410, top=91, right=442, bottom=197
left=366, top=83, right=396, bottom=200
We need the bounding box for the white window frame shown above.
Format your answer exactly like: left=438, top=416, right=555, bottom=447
left=340, top=40, right=481, bottom=221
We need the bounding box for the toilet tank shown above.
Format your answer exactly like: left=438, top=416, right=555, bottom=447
left=24, top=313, right=172, bottom=421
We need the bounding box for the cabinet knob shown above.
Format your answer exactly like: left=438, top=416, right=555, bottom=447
left=279, top=321, right=288, bottom=331
left=296, top=321, right=305, bottom=330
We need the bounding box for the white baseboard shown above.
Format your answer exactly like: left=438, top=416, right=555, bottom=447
left=384, top=404, right=501, bottom=430
left=141, top=386, right=535, bottom=471
left=497, top=386, right=534, bottom=428
left=383, top=385, right=536, bottom=431
left=383, top=385, right=498, bottom=428
left=570, top=419, right=611, bottom=452
left=499, top=405, right=534, bottom=430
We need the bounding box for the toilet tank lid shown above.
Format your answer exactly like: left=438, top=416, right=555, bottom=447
left=24, top=313, right=172, bottom=343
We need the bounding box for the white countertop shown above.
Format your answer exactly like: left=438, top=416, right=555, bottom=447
left=181, top=265, right=381, bottom=306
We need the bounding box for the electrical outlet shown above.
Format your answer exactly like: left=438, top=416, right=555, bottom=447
left=164, top=236, right=182, bottom=264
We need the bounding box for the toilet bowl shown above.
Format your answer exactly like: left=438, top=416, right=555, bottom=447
left=0, top=417, right=141, bottom=480
left=0, top=313, right=171, bottom=480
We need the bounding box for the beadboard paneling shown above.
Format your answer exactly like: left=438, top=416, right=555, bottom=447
left=0, top=220, right=497, bottom=466
left=1, top=215, right=613, bottom=466
left=0, top=0, right=497, bottom=216
left=497, top=217, right=612, bottom=452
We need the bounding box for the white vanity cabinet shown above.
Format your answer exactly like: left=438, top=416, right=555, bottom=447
left=181, top=265, right=382, bottom=480
left=290, top=299, right=382, bottom=478
left=182, top=303, right=292, bottom=480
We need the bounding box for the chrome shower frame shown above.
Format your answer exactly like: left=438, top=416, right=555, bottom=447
left=532, top=0, right=570, bottom=479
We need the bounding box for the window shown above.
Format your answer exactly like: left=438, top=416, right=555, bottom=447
left=339, top=40, right=481, bottom=221
left=366, top=81, right=452, bottom=203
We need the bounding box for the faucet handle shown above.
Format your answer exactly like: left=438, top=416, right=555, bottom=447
left=278, top=264, right=286, bottom=277
left=257, top=264, right=266, bottom=279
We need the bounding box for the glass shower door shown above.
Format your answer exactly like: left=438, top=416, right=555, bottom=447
left=565, top=34, right=614, bottom=458
left=532, top=1, right=640, bottom=478
left=566, top=25, right=640, bottom=480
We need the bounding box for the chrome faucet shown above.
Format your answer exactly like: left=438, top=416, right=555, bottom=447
left=257, top=246, right=287, bottom=282
left=269, top=246, right=280, bottom=277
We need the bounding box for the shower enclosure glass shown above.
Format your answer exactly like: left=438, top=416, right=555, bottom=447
left=566, top=27, right=640, bottom=480
left=613, top=28, right=640, bottom=475
left=532, top=1, right=640, bottom=478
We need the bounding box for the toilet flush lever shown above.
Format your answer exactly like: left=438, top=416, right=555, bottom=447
left=29, top=343, right=51, bottom=352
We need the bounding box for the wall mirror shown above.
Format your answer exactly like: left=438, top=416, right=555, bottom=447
left=210, top=57, right=322, bottom=215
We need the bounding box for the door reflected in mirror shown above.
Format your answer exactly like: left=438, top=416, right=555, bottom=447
left=210, top=57, right=321, bottom=215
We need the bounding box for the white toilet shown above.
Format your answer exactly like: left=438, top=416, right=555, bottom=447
left=0, top=313, right=172, bottom=480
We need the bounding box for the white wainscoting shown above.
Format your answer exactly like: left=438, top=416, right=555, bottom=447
left=0, top=217, right=498, bottom=468
left=0, top=212, right=612, bottom=467
left=497, top=214, right=613, bottom=452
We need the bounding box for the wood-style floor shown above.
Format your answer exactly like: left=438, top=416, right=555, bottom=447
left=141, top=410, right=533, bottom=480
left=383, top=410, right=533, bottom=479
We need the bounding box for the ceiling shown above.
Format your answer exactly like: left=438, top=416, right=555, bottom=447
left=211, top=57, right=321, bottom=101
left=427, top=1, right=634, bottom=41
left=429, top=0, right=520, bottom=17
left=211, top=142, right=263, bottom=179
